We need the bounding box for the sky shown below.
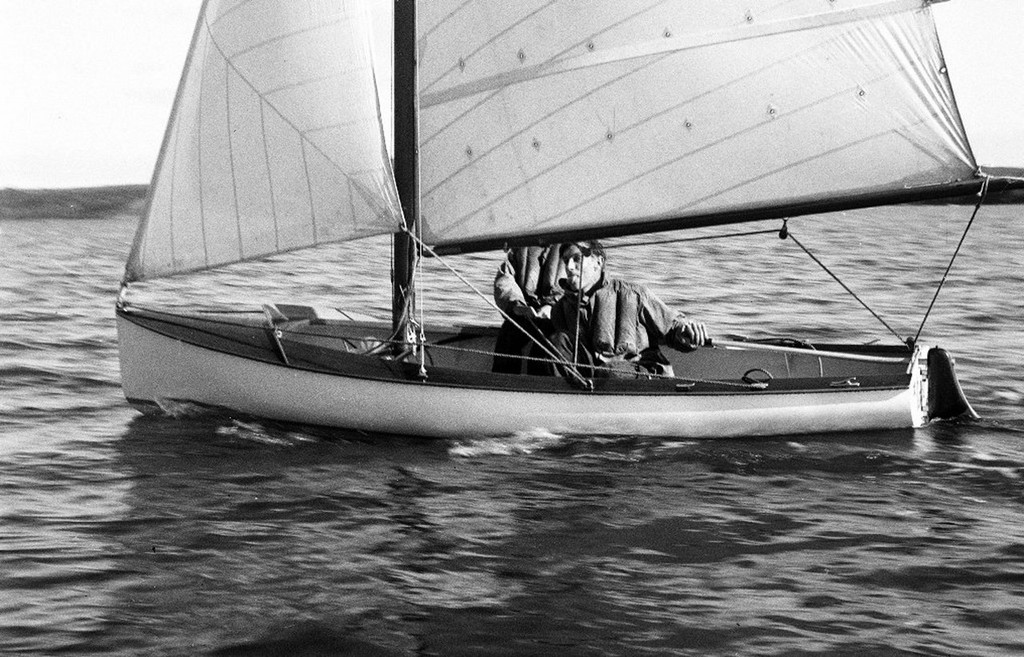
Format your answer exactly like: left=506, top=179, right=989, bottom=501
left=0, top=0, right=1021, bottom=189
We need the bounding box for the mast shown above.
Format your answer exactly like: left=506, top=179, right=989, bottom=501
left=392, top=0, right=418, bottom=336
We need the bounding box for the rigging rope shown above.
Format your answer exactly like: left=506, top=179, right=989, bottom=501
left=415, top=217, right=427, bottom=378
left=913, top=174, right=990, bottom=343
left=780, top=221, right=907, bottom=344
left=573, top=277, right=583, bottom=372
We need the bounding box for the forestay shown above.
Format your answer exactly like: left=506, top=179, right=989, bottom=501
left=417, top=0, right=977, bottom=250
left=124, top=0, right=402, bottom=283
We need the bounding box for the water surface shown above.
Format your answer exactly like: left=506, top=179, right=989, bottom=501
left=2, top=204, right=1023, bottom=655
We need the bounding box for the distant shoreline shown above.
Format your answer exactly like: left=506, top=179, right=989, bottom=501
left=0, top=185, right=148, bottom=220
left=2, top=168, right=1022, bottom=220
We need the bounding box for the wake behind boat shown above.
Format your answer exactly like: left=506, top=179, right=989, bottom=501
left=117, top=0, right=1015, bottom=439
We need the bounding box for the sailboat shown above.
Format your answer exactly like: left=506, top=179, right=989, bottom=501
left=116, top=0, right=1017, bottom=439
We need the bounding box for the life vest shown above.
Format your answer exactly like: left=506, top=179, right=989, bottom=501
left=590, top=280, right=644, bottom=358
left=509, top=245, right=564, bottom=307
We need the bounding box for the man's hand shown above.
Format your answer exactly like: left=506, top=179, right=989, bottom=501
left=512, top=304, right=552, bottom=321
left=680, top=321, right=709, bottom=347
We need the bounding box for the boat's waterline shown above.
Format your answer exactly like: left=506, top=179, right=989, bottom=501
left=116, top=311, right=924, bottom=440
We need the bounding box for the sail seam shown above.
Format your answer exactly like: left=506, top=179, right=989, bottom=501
left=347, top=178, right=356, bottom=239
left=417, top=0, right=484, bottom=45
left=207, top=0, right=256, bottom=29
left=426, top=4, right=966, bottom=243
left=127, top=0, right=401, bottom=281
left=422, top=56, right=661, bottom=197
left=301, top=139, right=318, bottom=246
left=197, top=25, right=211, bottom=270
left=198, top=7, right=399, bottom=251
left=261, top=69, right=367, bottom=99
left=258, top=98, right=281, bottom=253
left=551, top=102, right=944, bottom=233
left=226, top=60, right=245, bottom=260
left=124, top=0, right=212, bottom=282
left=200, top=13, right=350, bottom=177
left=301, top=118, right=374, bottom=137
left=420, top=0, right=926, bottom=109
left=420, top=0, right=576, bottom=96
left=420, top=0, right=671, bottom=149
left=220, top=17, right=348, bottom=62
left=430, top=34, right=899, bottom=234
left=168, top=112, right=180, bottom=273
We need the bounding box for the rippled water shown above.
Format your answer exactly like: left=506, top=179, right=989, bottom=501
left=2, top=204, right=1024, bottom=655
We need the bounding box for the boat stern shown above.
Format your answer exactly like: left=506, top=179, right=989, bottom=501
left=910, top=346, right=978, bottom=426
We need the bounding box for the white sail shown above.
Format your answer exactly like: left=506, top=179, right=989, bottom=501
left=416, top=0, right=977, bottom=248
left=124, top=0, right=402, bottom=283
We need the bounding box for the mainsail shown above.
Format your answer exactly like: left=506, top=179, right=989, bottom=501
left=417, top=0, right=977, bottom=251
left=124, top=0, right=402, bottom=283
left=125, top=0, right=980, bottom=279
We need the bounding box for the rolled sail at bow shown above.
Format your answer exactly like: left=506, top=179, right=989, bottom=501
left=416, top=0, right=978, bottom=252
left=124, top=0, right=403, bottom=283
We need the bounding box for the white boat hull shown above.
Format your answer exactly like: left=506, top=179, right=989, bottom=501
left=115, top=306, right=939, bottom=439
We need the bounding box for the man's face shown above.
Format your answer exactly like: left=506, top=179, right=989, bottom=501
left=563, top=245, right=604, bottom=293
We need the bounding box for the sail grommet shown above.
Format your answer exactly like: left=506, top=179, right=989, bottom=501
left=586, top=41, right=595, bottom=51
left=465, top=146, right=473, bottom=158
left=517, top=49, right=526, bottom=63
left=458, top=57, right=466, bottom=72
left=664, top=28, right=672, bottom=38
left=532, top=138, right=541, bottom=150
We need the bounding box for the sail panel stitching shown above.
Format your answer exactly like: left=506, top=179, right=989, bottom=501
left=434, top=55, right=901, bottom=235
left=225, top=60, right=245, bottom=260
left=421, top=0, right=924, bottom=108
left=300, top=139, right=318, bottom=246
left=200, top=10, right=399, bottom=242
left=220, top=17, right=349, bottom=62
left=258, top=98, right=281, bottom=252
left=207, top=0, right=255, bottom=29
left=197, top=27, right=211, bottom=270
left=202, top=14, right=356, bottom=176
left=420, top=0, right=670, bottom=149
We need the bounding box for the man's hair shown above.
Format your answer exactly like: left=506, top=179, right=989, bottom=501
left=560, top=239, right=606, bottom=261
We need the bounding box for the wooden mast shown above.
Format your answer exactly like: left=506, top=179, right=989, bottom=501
left=391, top=0, right=418, bottom=336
